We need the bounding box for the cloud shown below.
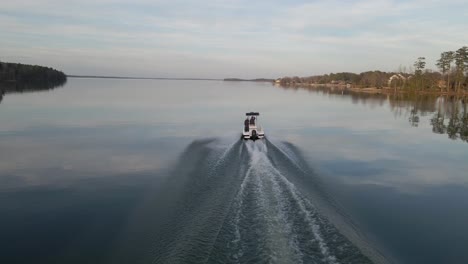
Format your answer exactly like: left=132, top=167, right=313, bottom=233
left=1, top=0, right=467, bottom=77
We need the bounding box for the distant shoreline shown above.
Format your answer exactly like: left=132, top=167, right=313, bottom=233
left=0, top=61, right=67, bottom=94
left=67, top=75, right=276, bottom=82
left=67, top=75, right=221, bottom=81
left=223, top=78, right=275, bottom=82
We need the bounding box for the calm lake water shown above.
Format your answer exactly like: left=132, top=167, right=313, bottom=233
left=1, top=78, right=467, bottom=263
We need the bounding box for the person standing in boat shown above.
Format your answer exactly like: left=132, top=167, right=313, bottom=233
left=244, top=118, right=249, bottom=132
left=250, top=116, right=256, bottom=125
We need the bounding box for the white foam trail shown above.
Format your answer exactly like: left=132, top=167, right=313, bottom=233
left=271, top=164, right=338, bottom=263
left=229, top=142, right=263, bottom=262
left=244, top=140, right=339, bottom=264
left=247, top=142, right=304, bottom=262
left=231, top=142, right=278, bottom=263
left=263, top=159, right=304, bottom=263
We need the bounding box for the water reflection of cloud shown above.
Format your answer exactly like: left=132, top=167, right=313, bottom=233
left=280, top=126, right=468, bottom=192
left=0, top=125, right=189, bottom=189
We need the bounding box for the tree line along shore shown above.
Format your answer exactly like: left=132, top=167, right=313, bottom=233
left=277, top=46, right=468, bottom=94
left=0, top=61, right=67, bottom=93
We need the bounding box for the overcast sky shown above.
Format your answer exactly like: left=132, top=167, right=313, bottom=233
left=1, top=0, right=467, bottom=78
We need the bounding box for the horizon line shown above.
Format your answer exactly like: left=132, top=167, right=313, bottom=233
left=66, top=75, right=222, bottom=81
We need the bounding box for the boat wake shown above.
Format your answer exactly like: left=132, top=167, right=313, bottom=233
left=151, top=138, right=382, bottom=264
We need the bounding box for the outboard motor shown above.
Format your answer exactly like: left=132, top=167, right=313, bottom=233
left=251, top=130, right=257, bottom=140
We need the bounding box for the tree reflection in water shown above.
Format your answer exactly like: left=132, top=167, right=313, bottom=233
left=0, top=78, right=67, bottom=104
left=277, top=84, right=468, bottom=143
left=426, top=97, right=468, bottom=142
left=444, top=100, right=468, bottom=141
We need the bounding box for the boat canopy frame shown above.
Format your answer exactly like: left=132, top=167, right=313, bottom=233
left=246, top=112, right=260, bottom=116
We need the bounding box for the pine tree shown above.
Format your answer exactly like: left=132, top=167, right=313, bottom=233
left=414, top=57, right=426, bottom=90
left=436, top=51, right=454, bottom=91
left=454, top=46, right=468, bottom=92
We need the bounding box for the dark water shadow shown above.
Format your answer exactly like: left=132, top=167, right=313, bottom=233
left=0, top=170, right=163, bottom=264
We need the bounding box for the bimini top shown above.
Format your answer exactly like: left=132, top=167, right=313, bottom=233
left=246, top=112, right=260, bottom=116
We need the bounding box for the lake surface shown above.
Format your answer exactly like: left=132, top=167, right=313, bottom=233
left=1, top=79, right=467, bottom=263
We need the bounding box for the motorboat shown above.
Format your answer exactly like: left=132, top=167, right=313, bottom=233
left=242, top=112, right=265, bottom=140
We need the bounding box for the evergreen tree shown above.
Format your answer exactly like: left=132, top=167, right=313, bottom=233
left=436, top=51, right=454, bottom=91
left=413, top=57, right=426, bottom=90
left=454, top=46, right=468, bottom=92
